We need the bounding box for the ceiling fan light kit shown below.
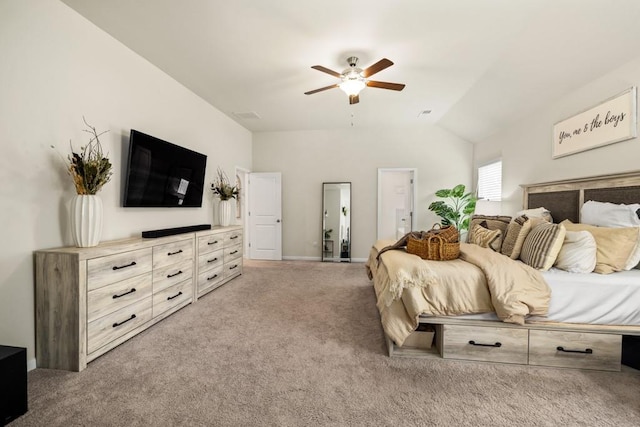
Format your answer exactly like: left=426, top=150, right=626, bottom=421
left=305, top=56, right=405, bottom=104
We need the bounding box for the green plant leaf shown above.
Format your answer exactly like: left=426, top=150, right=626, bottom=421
left=435, top=189, right=451, bottom=198
left=451, top=184, right=466, bottom=198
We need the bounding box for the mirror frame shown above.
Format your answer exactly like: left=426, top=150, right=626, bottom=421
left=322, top=182, right=351, bottom=262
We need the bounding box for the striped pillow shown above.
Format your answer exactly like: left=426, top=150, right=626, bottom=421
left=469, top=222, right=503, bottom=252
left=519, top=223, right=566, bottom=270
left=501, top=215, right=532, bottom=259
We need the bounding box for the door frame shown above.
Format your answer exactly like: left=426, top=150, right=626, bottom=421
left=235, top=166, right=250, bottom=258
left=377, top=168, right=417, bottom=240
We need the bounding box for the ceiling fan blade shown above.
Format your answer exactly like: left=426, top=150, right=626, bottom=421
left=311, top=65, right=342, bottom=78
left=304, top=84, right=339, bottom=95
left=362, top=58, right=393, bottom=78
left=349, top=94, right=359, bottom=105
left=366, top=80, right=406, bottom=91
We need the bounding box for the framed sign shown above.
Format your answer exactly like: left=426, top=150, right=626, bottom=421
left=552, top=87, right=637, bottom=159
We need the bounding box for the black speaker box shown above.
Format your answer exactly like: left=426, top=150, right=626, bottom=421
left=0, top=346, right=27, bottom=425
left=141, top=224, right=211, bottom=238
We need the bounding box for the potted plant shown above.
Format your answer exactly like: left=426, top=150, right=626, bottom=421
left=211, top=168, right=239, bottom=226
left=55, top=117, right=112, bottom=247
left=428, top=184, right=476, bottom=232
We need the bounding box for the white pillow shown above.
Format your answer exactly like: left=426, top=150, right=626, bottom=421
left=553, top=231, right=597, bottom=273
left=625, top=230, right=640, bottom=270
left=516, top=207, right=553, bottom=223
left=581, top=200, right=640, bottom=228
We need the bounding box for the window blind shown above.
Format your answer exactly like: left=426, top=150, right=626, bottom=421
left=477, top=160, right=502, bottom=201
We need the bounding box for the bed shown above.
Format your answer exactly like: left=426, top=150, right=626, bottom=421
left=366, top=170, right=640, bottom=371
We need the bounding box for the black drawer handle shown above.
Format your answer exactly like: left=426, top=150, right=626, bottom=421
left=468, top=340, right=502, bottom=348
left=113, top=261, right=136, bottom=270
left=167, top=291, right=183, bottom=301
left=207, top=257, right=219, bottom=263
left=229, top=264, right=238, bottom=270
left=207, top=274, right=218, bottom=281
left=230, top=235, right=239, bottom=240
left=167, top=270, right=183, bottom=278
left=112, top=314, right=136, bottom=328
left=557, top=346, right=593, bottom=354
left=113, top=288, right=136, bottom=299
left=168, top=249, right=183, bottom=256
left=207, top=240, right=219, bottom=245
left=230, top=250, right=238, bottom=255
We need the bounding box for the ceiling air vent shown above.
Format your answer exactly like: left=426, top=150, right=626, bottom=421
left=232, top=111, right=261, bottom=120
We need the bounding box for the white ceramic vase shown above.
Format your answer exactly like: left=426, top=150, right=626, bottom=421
left=219, top=199, right=232, bottom=227
left=70, top=194, right=103, bottom=247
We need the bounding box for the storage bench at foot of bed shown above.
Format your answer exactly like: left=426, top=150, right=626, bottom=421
left=387, top=318, right=630, bottom=372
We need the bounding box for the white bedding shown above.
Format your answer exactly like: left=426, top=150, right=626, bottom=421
left=431, top=268, right=640, bottom=326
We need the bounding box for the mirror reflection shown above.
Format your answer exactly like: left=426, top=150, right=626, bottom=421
left=322, top=182, right=351, bottom=262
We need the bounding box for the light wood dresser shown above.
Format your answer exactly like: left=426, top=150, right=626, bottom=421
left=195, top=226, right=243, bottom=299
left=35, top=225, right=243, bottom=371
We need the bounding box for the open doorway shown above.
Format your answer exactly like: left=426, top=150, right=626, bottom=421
left=377, top=168, right=416, bottom=240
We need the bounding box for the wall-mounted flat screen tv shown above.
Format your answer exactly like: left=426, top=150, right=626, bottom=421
left=123, top=130, right=207, bottom=207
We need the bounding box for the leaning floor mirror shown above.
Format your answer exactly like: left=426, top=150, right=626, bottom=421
left=322, top=182, right=351, bottom=262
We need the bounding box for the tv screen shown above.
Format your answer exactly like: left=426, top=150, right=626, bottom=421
left=123, top=130, right=207, bottom=207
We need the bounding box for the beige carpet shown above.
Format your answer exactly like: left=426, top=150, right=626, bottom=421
left=13, top=260, right=640, bottom=426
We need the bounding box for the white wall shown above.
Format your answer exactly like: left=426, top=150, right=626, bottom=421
left=474, top=56, right=640, bottom=216
left=0, top=0, right=252, bottom=367
left=253, top=127, right=473, bottom=260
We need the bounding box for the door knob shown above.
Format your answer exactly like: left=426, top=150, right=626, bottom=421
left=276, top=219, right=281, bottom=223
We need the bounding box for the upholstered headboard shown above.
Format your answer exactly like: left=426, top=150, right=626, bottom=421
left=522, top=170, right=640, bottom=224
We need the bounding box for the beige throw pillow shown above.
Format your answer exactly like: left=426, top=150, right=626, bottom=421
left=468, top=215, right=511, bottom=243
left=469, top=223, right=502, bottom=252
left=501, top=215, right=532, bottom=259
left=560, top=220, right=640, bottom=274
left=520, top=222, right=566, bottom=271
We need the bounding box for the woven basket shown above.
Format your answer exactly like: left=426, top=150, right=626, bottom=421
left=406, top=224, right=460, bottom=261
left=427, top=223, right=459, bottom=243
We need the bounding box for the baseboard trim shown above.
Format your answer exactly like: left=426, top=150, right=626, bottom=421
left=281, top=256, right=365, bottom=263
left=282, top=256, right=322, bottom=261
left=28, top=358, right=37, bottom=372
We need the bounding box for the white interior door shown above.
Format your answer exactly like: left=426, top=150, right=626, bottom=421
left=377, top=168, right=416, bottom=240
left=249, top=172, right=282, bottom=260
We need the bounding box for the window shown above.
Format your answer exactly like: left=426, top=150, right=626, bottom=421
left=477, top=160, right=502, bottom=201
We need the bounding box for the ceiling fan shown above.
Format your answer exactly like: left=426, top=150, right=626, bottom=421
left=304, top=56, right=405, bottom=105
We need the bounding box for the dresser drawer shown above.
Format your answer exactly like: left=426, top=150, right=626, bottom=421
left=529, top=330, right=621, bottom=371
left=225, top=230, right=243, bottom=245
left=223, top=261, right=242, bottom=279
left=442, top=325, right=529, bottom=365
left=197, top=233, right=224, bottom=255
left=87, top=273, right=152, bottom=323
left=224, top=244, right=242, bottom=261
left=87, top=248, right=152, bottom=291
left=153, top=278, right=193, bottom=316
left=152, top=238, right=193, bottom=270
left=153, top=258, right=193, bottom=293
left=198, top=249, right=224, bottom=273
left=87, top=296, right=152, bottom=354
left=198, top=265, right=224, bottom=291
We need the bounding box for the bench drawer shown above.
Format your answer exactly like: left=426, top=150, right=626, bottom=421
left=528, top=330, right=621, bottom=371
left=442, top=325, right=528, bottom=365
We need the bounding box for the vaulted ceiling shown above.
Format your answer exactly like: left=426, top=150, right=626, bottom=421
left=61, top=0, right=640, bottom=142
